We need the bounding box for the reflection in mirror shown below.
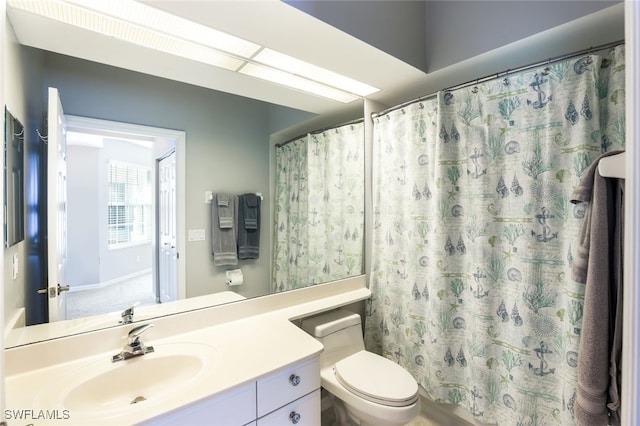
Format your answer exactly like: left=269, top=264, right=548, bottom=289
left=3, top=36, right=365, bottom=348
left=273, top=120, right=365, bottom=292
left=4, top=107, right=25, bottom=247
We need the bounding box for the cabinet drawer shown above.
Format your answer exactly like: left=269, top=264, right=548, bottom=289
left=141, top=381, right=256, bottom=426
left=257, top=357, right=320, bottom=417
left=257, top=389, right=320, bottom=426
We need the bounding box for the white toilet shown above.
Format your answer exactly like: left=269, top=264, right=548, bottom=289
left=301, top=308, right=420, bottom=426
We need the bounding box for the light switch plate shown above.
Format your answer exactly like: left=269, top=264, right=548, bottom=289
left=188, top=229, right=206, bottom=242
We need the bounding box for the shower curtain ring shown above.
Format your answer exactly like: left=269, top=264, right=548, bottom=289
left=503, top=70, right=510, bottom=86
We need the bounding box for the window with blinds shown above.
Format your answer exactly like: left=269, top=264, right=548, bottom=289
left=107, top=161, right=152, bottom=248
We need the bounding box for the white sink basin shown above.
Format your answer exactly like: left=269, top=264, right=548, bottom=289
left=35, top=342, right=219, bottom=418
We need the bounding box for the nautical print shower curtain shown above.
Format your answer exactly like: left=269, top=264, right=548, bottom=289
left=273, top=121, right=365, bottom=292
left=364, top=46, right=625, bottom=425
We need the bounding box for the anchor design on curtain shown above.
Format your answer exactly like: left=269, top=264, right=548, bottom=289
left=365, top=46, right=625, bottom=425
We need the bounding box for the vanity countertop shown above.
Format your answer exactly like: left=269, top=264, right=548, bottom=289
left=6, top=314, right=323, bottom=425
left=4, top=275, right=370, bottom=425
left=5, top=291, right=248, bottom=348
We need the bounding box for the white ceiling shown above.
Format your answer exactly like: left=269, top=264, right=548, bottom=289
left=6, top=0, right=428, bottom=116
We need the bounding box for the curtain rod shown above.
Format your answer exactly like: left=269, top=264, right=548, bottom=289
left=372, top=39, right=624, bottom=119
left=275, top=117, right=364, bottom=148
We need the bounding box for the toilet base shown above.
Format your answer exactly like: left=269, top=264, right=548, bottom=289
left=328, top=392, right=357, bottom=426
left=326, top=390, right=419, bottom=426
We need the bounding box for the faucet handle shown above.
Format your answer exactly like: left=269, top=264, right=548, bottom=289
left=112, top=323, right=155, bottom=363
left=120, top=302, right=140, bottom=324
left=128, top=323, right=154, bottom=345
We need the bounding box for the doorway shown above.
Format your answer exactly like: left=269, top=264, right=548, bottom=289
left=62, top=116, right=186, bottom=320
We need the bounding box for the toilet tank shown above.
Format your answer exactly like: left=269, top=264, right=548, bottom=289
left=300, top=309, right=365, bottom=356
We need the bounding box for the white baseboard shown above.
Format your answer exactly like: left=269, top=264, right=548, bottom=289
left=69, top=269, right=152, bottom=293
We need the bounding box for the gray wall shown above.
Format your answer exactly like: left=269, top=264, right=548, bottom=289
left=3, top=20, right=46, bottom=326
left=286, top=0, right=620, bottom=73
left=285, top=0, right=428, bottom=71
left=424, top=0, right=621, bottom=72
left=40, top=50, right=275, bottom=300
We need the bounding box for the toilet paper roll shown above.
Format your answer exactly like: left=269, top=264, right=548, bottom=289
left=225, top=269, right=244, bottom=286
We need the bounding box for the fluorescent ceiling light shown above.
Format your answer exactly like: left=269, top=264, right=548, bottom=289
left=240, top=63, right=360, bottom=104
left=8, top=0, right=377, bottom=103
left=8, top=0, right=246, bottom=70
left=65, top=0, right=261, bottom=58
left=254, top=48, right=379, bottom=97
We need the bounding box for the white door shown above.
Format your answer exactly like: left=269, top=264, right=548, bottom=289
left=46, top=87, right=69, bottom=321
left=157, top=150, right=177, bottom=303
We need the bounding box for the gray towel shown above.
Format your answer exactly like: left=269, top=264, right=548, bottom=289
left=237, top=193, right=260, bottom=259
left=211, top=193, right=238, bottom=266
left=243, top=193, right=259, bottom=230
left=217, top=193, right=233, bottom=229
left=570, top=150, right=624, bottom=426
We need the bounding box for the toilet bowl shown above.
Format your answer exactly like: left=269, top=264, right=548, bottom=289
left=301, top=308, right=420, bottom=426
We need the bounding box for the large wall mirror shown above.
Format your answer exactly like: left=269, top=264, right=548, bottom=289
left=4, top=52, right=365, bottom=348
left=4, top=107, right=25, bottom=248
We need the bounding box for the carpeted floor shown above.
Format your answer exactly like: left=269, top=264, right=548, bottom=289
left=65, top=273, right=157, bottom=320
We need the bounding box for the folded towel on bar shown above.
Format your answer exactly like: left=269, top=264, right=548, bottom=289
left=237, top=193, right=260, bottom=259
left=243, top=193, right=259, bottom=230
left=211, top=193, right=238, bottom=266
left=217, top=193, right=234, bottom=229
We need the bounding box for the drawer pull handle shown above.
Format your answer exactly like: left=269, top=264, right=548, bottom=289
left=289, top=411, right=301, bottom=424
left=289, top=374, right=301, bottom=386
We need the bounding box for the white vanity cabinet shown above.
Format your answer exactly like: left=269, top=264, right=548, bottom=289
left=142, top=356, right=320, bottom=426
left=140, top=381, right=257, bottom=426
left=257, top=356, right=321, bottom=425
left=257, top=389, right=320, bottom=426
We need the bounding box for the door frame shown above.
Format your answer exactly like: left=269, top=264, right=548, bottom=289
left=64, top=115, right=187, bottom=301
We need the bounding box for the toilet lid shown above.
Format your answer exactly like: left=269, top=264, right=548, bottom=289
left=334, top=351, right=419, bottom=407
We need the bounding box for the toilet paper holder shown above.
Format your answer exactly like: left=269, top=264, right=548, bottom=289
left=225, top=269, right=243, bottom=286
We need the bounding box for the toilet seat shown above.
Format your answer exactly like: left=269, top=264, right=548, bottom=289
left=334, top=351, right=419, bottom=407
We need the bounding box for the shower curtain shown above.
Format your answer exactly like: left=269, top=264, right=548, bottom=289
left=364, top=46, right=625, bottom=425
left=273, top=121, right=365, bottom=292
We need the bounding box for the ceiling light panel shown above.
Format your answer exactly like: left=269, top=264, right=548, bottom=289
left=240, top=63, right=360, bottom=103
left=64, top=0, right=261, bottom=58
left=8, top=0, right=245, bottom=70
left=254, top=48, right=379, bottom=97
left=8, top=0, right=377, bottom=104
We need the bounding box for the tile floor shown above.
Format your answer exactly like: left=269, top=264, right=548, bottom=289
left=321, top=401, right=455, bottom=426
left=321, top=409, right=454, bottom=426
left=320, top=392, right=484, bottom=426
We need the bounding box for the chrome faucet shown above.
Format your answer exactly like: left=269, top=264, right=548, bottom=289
left=112, top=323, right=155, bottom=363
left=120, top=304, right=136, bottom=324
